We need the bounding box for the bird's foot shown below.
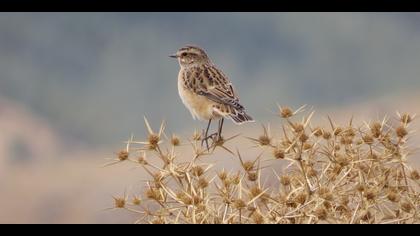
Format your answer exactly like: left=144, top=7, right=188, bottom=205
left=201, top=132, right=218, bottom=151
left=212, top=135, right=224, bottom=147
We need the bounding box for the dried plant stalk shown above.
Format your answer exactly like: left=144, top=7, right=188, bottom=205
left=107, top=108, right=419, bottom=224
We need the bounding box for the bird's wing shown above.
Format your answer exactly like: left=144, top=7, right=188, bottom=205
left=183, top=65, right=244, bottom=110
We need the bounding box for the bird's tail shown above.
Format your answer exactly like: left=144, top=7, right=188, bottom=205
left=229, top=110, right=254, bottom=125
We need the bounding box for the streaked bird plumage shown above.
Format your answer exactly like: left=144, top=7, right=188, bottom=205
left=172, top=45, right=254, bottom=124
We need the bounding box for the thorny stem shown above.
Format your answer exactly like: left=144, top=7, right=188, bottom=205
left=109, top=111, right=419, bottom=224
left=296, top=142, right=312, bottom=196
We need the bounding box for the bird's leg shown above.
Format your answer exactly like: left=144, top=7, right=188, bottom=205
left=201, top=118, right=213, bottom=150
left=216, top=118, right=224, bottom=141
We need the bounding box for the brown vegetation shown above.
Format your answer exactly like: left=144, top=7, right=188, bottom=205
left=107, top=106, right=419, bottom=224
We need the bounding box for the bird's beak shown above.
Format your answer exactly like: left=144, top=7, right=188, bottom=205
left=169, top=54, right=178, bottom=58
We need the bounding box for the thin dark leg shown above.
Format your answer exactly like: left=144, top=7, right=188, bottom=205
left=217, top=118, right=224, bottom=140
left=201, top=118, right=212, bottom=150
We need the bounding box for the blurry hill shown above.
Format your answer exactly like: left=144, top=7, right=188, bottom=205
left=0, top=97, right=58, bottom=169
left=1, top=13, right=420, bottom=148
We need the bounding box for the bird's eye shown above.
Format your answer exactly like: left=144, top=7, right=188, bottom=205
left=181, top=52, right=187, bottom=57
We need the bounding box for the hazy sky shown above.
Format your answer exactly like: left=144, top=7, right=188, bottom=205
left=1, top=12, right=420, bottom=147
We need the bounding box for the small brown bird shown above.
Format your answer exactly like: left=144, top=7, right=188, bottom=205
left=170, top=45, right=254, bottom=149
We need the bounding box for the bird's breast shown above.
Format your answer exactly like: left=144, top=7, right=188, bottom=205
left=177, top=71, right=219, bottom=121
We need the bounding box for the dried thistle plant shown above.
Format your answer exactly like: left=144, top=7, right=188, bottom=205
left=106, top=108, right=419, bottom=224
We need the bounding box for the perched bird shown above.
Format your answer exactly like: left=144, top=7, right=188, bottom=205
left=170, top=45, right=254, bottom=149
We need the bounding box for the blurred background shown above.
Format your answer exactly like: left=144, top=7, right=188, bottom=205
left=1, top=12, right=420, bottom=223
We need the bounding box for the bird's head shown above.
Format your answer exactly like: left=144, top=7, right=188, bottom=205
left=170, top=45, right=211, bottom=67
